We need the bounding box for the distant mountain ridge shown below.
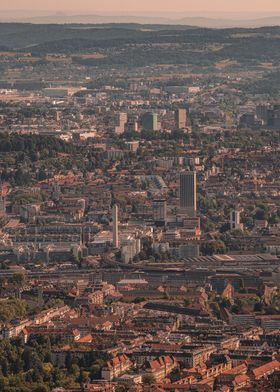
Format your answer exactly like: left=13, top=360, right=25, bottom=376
left=1, top=14, right=280, bottom=28
left=176, top=16, right=280, bottom=28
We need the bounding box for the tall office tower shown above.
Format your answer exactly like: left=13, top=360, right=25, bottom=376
left=153, top=199, right=167, bottom=227
left=55, top=110, right=61, bottom=123
left=115, top=112, right=128, bottom=135
left=112, top=204, right=119, bottom=248
left=256, top=104, right=269, bottom=125
left=175, top=108, right=187, bottom=129
left=141, top=112, right=159, bottom=131
left=230, top=210, right=243, bottom=231
left=180, top=171, right=197, bottom=217
left=126, top=119, right=139, bottom=133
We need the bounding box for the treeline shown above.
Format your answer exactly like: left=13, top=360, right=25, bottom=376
left=0, top=134, right=80, bottom=186
left=0, top=298, right=27, bottom=323
left=240, top=71, right=280, bottom=95
left=0, top=335, right=111, bottom=392
left=1, top=23, right=279, bottom=68
left=0, top=134, right=78, bottom=156
left=73, top=39, right=278, bottom=68
left=122, top=128, right=190, bottom=142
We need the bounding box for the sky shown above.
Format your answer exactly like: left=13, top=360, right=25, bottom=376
left=1, top=0, right=280, bottom=17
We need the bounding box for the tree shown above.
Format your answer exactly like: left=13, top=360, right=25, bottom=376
left=22, top=348, right=43, bottom=373
left=14, top=169, right=31, bottom=186
left=115, top=385, right=128, bottom=392
left=220, top=223, right=230, bottom=233
left=201, top=240, right=226, bottom=256
left=254, top=302, right=263, bottom=312
left=11, top=273, right=25, bottom=286
left=90, top=363, right=102, bottom=380
left=0, top=298, right=27, bottom=323
left=32, top=385, right=49, bottom=392
left=37, top=169, right=47, bottom=181
left=254, top=208, right=268, bottom=221
left=142, top=374, right=156, bottom=384
left=184, top=299, right=190, bottom=307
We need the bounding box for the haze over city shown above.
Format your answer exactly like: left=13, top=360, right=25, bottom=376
left=0, top=0, right=280, bottom=391
left=1, top=0, right=280, bottom=17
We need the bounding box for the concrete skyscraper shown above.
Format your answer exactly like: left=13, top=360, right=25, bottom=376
left=115, top=112, right=128, bottom=135
left=153, top=199, right=167, bottom=226
left=141, top=112, right=159, bottom=131
left=230, top=209, right=243, bottom=231
left=180, top=171, right=197, bottom=217
left=112, top=204, right=119, bottom=248
left=175, top=108, right=187, bottom=129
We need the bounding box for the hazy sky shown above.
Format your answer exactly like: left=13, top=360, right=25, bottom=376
left=1, top=0, right=280, bottom=15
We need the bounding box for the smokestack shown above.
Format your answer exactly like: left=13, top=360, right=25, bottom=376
left=113, top=204, right=119, bottom=248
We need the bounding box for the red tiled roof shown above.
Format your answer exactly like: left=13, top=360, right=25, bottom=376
left=253, top=360, right=280, bottom=379
left=148, top=356, right=176, bottom=370
left=234, top=374, right=250, bottom=385
left=223, top=363, right=247, bottom=375
left=77, top=335, right=93, bottom=343
left=105, top=354, right=131, bottom=370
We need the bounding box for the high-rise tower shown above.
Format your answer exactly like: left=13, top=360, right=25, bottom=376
left=141, top=112, right=159, bottom=131
left=115, top=112, right=128, bottom=135
left=153, top=199, right=167, bottom=226
left=180, top=171, right=197, bottom=217
left=175, top=108, right=187, bottom=129
left=230, top=209, right=243, bottom=231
